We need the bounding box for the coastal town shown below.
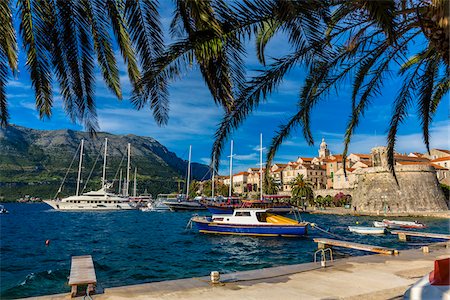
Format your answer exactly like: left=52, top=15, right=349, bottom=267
left=1, top=0, right=449, bottom=299
left=199, top=139, right=449, bottom=214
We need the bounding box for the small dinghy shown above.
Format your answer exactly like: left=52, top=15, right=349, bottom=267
left=373, top=221, right=387, bottom=228
left=382, top=219, right=426, bottom=229
left=348, top=226, right=385, bottom=234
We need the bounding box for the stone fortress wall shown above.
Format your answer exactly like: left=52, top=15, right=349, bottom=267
left=352, top=147, right=448, bottom=213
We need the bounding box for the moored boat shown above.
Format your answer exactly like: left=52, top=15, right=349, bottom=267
left=191, top=209, right=308, bottom=237
left=373, top=221, right=387, bottom=228
left=0, top=205, right=8, bottom=214
left=382, top=219, right=426, bottom=229
left=348, top=226, right=385, bottom=234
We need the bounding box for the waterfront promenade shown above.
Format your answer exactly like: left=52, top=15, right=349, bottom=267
left=32, top=242, right=449, bottom=300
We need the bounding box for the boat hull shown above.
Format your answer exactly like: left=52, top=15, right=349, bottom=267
left=192, top=218, right=307, bottom=237
left=43, top=200, right=135, bottom=211
left=206, top=206, right=234, bottom=214
left=348, top=226, right=385, bottom=234
left=164, top=201, right=207, bottom=211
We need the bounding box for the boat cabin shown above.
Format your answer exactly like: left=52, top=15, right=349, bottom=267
left=212, top=209, right=298, bottom=225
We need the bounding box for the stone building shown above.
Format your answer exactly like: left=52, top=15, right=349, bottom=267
left=352, top=146, right=448, bottom=213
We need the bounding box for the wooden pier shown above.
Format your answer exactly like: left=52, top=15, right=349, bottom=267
left=313, top=238, right=399, bottom=255
left=390, top=230, right=450, bottom=241
left=68, top=255, right=97, bottom=297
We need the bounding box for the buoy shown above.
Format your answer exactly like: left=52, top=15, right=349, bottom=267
left=45, top=240, right=50, bottom=246
left=356, top=221, right=359, bottom=225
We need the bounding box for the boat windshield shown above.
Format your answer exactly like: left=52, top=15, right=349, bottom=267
left=256, top=212, right=267, bottom=222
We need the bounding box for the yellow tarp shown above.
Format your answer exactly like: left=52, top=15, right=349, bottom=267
left=266, top=213, right=299, bottom=225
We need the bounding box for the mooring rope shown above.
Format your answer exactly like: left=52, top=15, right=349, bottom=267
left=309, top=223, right=350, bottom=241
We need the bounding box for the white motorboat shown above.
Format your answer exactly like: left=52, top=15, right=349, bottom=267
left=142, top=200, right=170, bottom=212
left=348, top=226, right=385, bottom=234
left=382, top=219, right=426, bottom=229
left=44, top=187, right=134, bottom=211
left=0, top=205, right=8, bottom=214
left=373, top=221, right=387, bottom=228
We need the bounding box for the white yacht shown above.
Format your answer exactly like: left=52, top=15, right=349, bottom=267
left=44, top=187, right=134, bottom=211
left=44, top=138, right=136, bottom=211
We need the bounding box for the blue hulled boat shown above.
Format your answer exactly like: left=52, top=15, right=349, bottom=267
left=191, top=209, right=308, bottom=237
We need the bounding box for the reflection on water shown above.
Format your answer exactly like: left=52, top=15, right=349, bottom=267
left=1, top=203, right=448, bottom=299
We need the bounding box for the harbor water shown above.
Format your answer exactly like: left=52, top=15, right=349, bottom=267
left=1, top=203, right=449, bottom=299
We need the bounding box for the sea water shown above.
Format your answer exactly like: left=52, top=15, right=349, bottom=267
left=1, top=203, right=449, bottom=299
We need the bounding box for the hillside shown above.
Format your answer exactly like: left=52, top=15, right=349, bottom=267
left=0, top=125, right=211, bottom=200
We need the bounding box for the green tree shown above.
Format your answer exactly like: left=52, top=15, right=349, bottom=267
left=263, top=175, right=280, bottom=195
left=290, top=174, right=314, bottom=207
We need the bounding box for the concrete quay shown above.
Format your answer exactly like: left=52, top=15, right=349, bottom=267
left=307, top=207, right=450, bottom=219
left=30, top=243, right=449, bottom=300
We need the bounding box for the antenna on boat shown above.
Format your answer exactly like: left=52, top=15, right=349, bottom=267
left=126, top=143, right=131, bottom=196
left=211, top=154, right=215, bottom=198
left=102, top=138, right=108, bottom=189
left=228, top=140, right=234, bottom=198
left=186, top=145, right=192, bottom=199
left=76, top=139, right=84, bottom=196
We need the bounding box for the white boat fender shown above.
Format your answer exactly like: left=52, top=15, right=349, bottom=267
left=210, top=271, right=220, bottom=284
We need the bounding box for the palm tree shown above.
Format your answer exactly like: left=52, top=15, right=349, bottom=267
left=1, top=0, right=164, bottom=131
left=210, top=0, right=448, bottom=180
left=263, top=175, right=280, bottom=195
left=290, top=174, right=314, bottom=207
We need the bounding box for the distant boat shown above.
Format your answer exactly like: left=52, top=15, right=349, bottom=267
left=0, top=205, right=8, bottom=214
left=43, top=139, right=135, bottom=211
left=380, top=219, right=426, bottom=229
left=348, top=226, right=385, bottom=234
left=373, top=221, right=387, bottom=228
left=191, top=208, right=308, bottom=237
left=163, top=146, right=207, bottom=211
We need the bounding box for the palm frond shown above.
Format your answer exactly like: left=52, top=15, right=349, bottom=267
left=0, top=0, right=17, bottom=74
left=0, top=59, right=8, bottom=127
left=18, top=0, right=53, bottom=118
left=387, top=61, right=423, bottom=182
left=417, top=51, right=439, bottom=154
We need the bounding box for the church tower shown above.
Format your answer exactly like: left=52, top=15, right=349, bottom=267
left=318, top=138, right=330, bottom=158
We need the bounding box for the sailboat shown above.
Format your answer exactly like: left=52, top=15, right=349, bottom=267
left=163, top=145, right=207, bottom=211
left=43, top=139, right=135, bottom=211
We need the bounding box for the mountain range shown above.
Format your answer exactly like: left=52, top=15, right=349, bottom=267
left=0, top=125, right=211, bottom=200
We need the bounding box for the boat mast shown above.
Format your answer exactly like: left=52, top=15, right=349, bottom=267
left=211, top=154, right=215, bottom=198
left=229, top=140, right=234, bottom=198
left=118, top=169, right=122, bottom=195
left=76, top=139, right=84, bottom=196
left=133, top=167, right=137, bottom=197
left=259, top=133, right=263, bottom=201
left=186, top=145, right=192, bottom=199
left=102, top=138, right=108, bottom=188
left=126, top=143, right=131, bottom=196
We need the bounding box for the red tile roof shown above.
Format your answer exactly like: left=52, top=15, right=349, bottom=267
left=431, top=156, right=450, bottom=162
left=431, top=163, right=448, bottom=170
left=234, top=171, right=249, bottom=176
left=435, top=149, right=450, bottom=155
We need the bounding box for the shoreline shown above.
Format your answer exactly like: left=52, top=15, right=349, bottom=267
left=306, top=207, right=450, bottom=219
left=29, top=242, right=450, bottom=300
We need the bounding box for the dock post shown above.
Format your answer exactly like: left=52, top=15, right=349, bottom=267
left=318, top=242, right=327, bottom=250
left=398, top=232, right=409, bottom=242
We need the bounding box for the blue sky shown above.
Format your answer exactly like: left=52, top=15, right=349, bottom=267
left=5, top=3, right=449, bottom=174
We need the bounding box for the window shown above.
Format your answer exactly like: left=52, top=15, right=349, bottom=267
left=445, top=162, right=447, bottom=168
left=256, top=212, right=267, bottom=222
left=235, top=211, right=251, bottom=216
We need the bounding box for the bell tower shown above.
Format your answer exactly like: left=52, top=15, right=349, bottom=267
left=318, top=138, right=330, bottom=158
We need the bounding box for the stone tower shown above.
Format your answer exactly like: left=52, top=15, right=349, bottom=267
left=352, top=146, right=448, bottom=213
left=371, top=146, right=389, bottom=168
left=318, top=138, right=330, bottom=158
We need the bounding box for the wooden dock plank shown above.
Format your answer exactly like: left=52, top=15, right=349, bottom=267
left=69, top=255, right=97, bottom=285
left=390, top=231, right=450, bottom=240
left=313, top=238, right=399, bottom=255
